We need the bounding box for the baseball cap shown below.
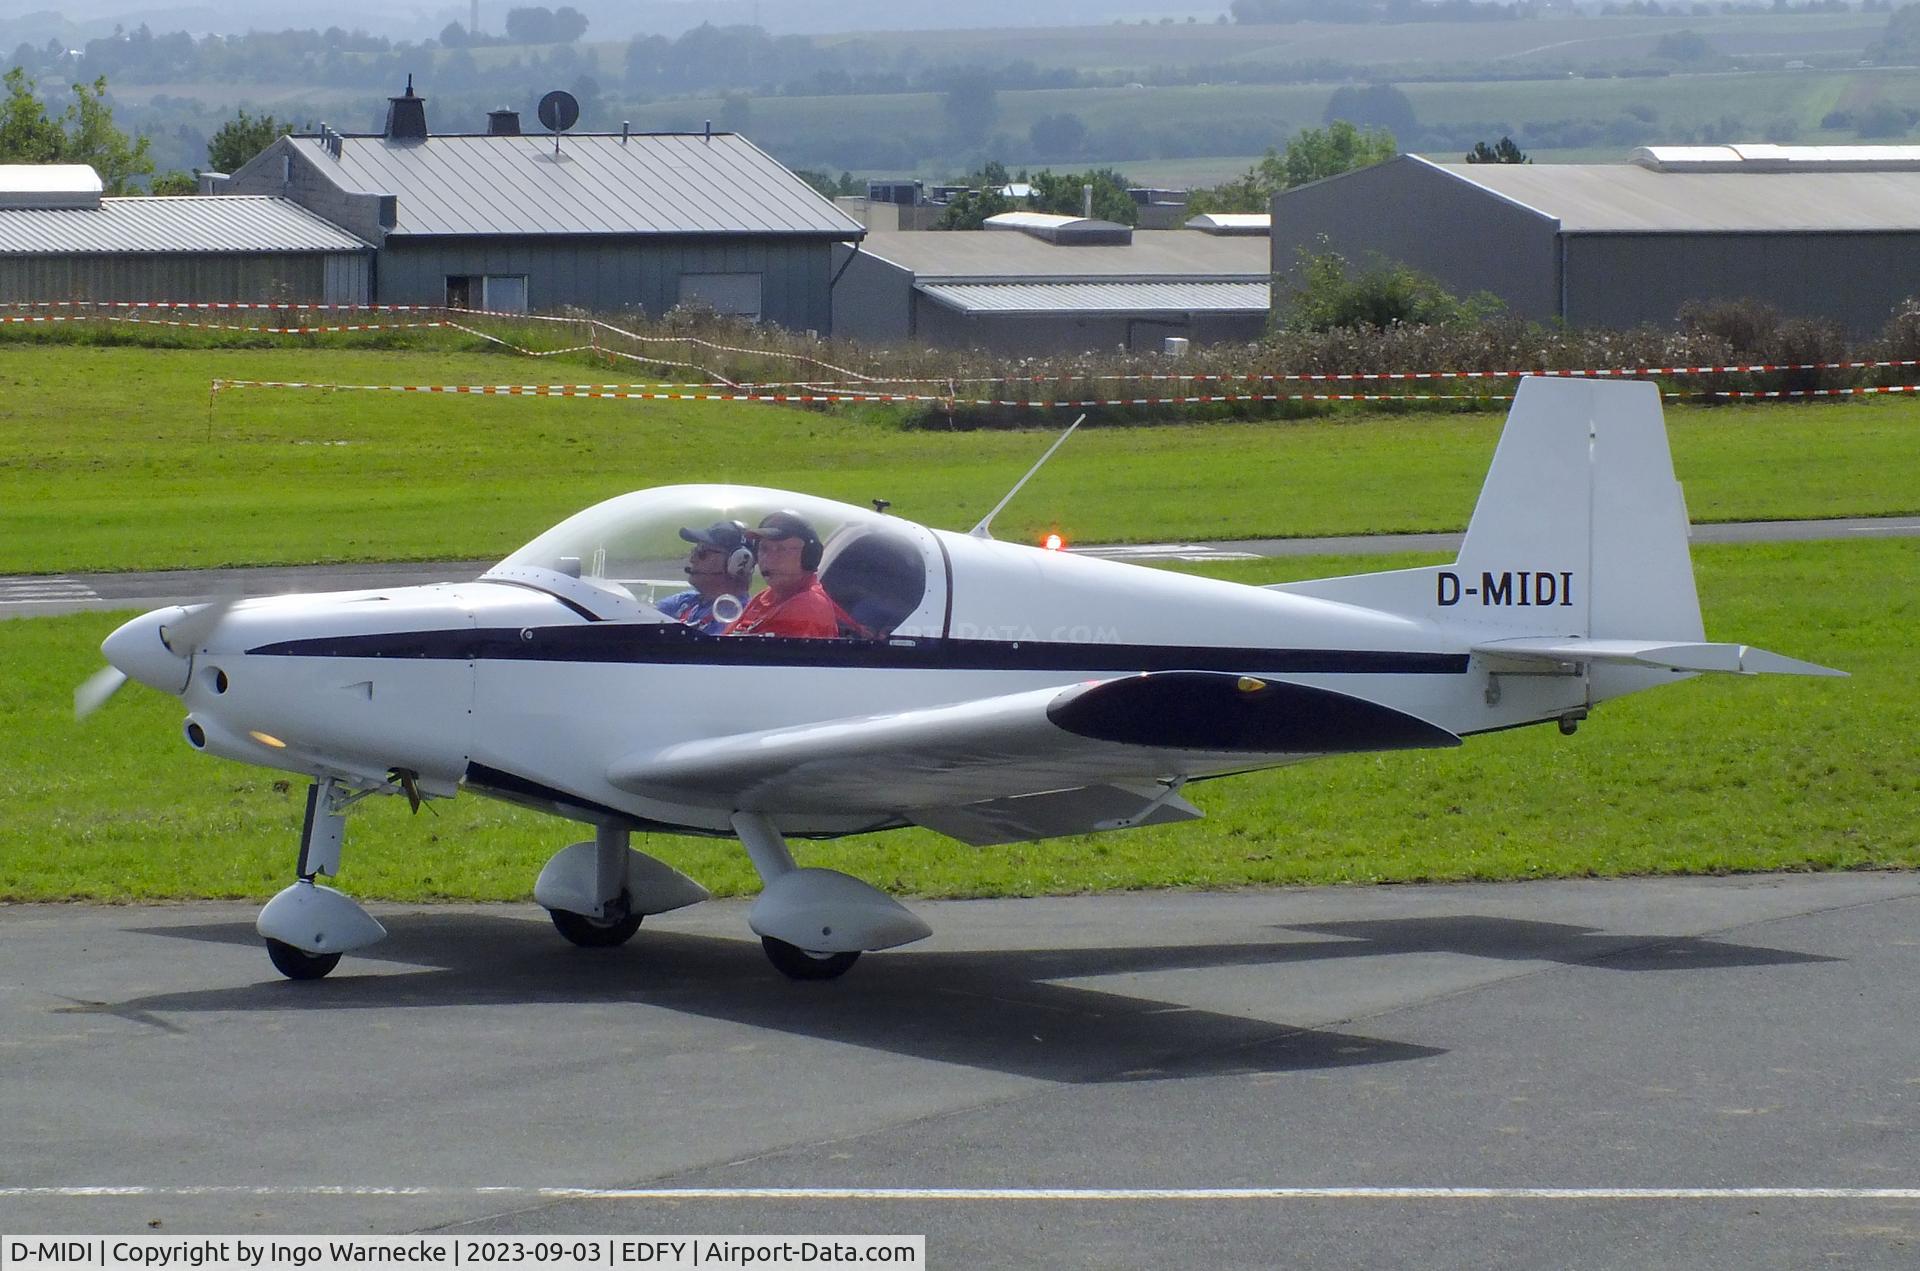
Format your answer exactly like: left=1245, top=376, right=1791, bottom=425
left=748, top=511, right=820, bottom=544
left=678, top=520, right=748, bottom=552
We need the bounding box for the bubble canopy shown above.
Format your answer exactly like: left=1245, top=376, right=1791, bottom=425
left=486, top=484, right=945, bottom=638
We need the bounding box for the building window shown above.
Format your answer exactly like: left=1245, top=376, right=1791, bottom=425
left=678, top=273, right=763, bottom=320
left=446, top=274, right=529, bottom=313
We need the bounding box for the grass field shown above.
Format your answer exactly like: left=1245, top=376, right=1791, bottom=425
left=3, top=345, right=1918, bottom=576
left=2, top=343, right=1911, bottom=902
left=3, top=539, right=1908, bottom=903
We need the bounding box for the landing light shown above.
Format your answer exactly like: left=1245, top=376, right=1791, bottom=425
left=1043, top=533, right=1064, bottom=551
left=249, top=730, right=289, bottom=749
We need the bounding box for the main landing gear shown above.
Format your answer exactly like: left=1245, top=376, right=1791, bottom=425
left=533, top=824, right=709, bottom=948
left=731, top=812, right=931, bottom=981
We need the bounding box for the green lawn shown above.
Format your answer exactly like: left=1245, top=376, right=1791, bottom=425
left=3, top=345, right=1917, bottom=576
left=3, top=540, right=1908, bottom=902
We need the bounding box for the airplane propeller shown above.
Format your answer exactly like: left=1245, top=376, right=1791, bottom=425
left=73, top=665, right=130, bottom=719
left=73, top=596, right=240, bottom=721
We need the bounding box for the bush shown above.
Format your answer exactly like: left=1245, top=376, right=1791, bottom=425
left=1283, top=248, right=1504, bottom=332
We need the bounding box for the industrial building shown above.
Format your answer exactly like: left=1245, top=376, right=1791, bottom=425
left=0, top=165, right=371, bottom=303
left=1269, top=147, right=1920, bottom=333
left=222, top=82, right=863, bottom=330
left=833, top=215, right=1271, bottom=353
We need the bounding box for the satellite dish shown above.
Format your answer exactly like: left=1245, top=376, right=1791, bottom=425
left=537, top=90, right=580, bottom=133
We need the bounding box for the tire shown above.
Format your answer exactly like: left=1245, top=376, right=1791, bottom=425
left=549, top=895, right=643, bottom=948
left=266, top=937, right=342, bottom=981
left=761, top=935, right=859, bottom=981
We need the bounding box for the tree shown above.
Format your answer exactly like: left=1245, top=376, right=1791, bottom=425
left=551, top=6, right=589, bottom=41
left=439, top=21, right=469, bottom=47
left=1466, top=136, right=1529, bottom=163
left=0, top=70, right=153, bottom=194
left=1185, top=122, right=1395, bottom=217
left=66, top=76, right=154, bottom=194
left=1028, top=112, right=1088, bottom=159
left=149, top=170, right=197, bottom=195
left=1028, top=167, right=1137, bottom=224
left=1323, top=84, right=1417, bottom=138
left=941, top=72, right=998, bottom=144
left=1277, top=120, right=1397, bottom=187
left=0, top=67, right=65, bottom=163
left=206, top=109, right=286, bottom=174
left=1652, top=29, right=1711, bottom=62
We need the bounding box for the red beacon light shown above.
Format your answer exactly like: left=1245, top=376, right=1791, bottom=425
left=1043, top=532, right=1065, bottom=552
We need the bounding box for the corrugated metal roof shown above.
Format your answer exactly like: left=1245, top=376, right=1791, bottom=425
left=305, top=132, right=863, bottom=238
left=0, top=195, right=372, bottom=255
left=1426, top=156, right=1920, bottom=233
left=857, top=229, right=1269, bottom=281
left=918, top=280, right=1269, bottom=315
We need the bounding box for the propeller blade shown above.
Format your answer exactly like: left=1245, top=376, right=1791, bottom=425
left=74, top=665, right=129, bottom=720
left=159, top=596, right=238, bottom=655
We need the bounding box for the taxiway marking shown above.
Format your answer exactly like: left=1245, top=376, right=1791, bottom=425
left=7, top=1186, right=1920, bottom=1201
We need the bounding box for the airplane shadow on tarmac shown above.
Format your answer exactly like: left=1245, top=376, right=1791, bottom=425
left=104, top=910, right=1829, bottom=1084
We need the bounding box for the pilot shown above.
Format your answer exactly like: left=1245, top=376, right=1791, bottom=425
left=656, top=520, right=753, bottom=635
left=725, top=511, right=840, bottom=638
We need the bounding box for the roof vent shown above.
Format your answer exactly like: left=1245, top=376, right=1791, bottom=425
left=1186, top=212, right=1270, bottom=235
left=487, top=108, right=521, bottom=136
left=1631, top=143, right=1920, bottom=172
left=0, top=164, right=102, bottom=210
left=385, top=75, right=428, bottom=143
left=983, top=211, right=1132, bottom=245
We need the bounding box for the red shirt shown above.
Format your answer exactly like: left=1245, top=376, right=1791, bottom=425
left=725, top=575, right=840, bottom=638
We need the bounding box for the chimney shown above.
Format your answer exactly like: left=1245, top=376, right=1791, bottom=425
left=487, top=108, right=520, bottom=136
left=385, top=75, right=428, bottom=142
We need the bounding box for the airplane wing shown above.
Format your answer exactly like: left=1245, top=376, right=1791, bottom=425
left=606, top=672, right=1461, bottom=824
left=1470, top=637, right=1845, bottom=677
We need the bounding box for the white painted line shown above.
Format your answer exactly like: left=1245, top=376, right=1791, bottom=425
left=1849, top=523, right=1920, bottom=532
left=5, top=1186, right=1919, bottom=1202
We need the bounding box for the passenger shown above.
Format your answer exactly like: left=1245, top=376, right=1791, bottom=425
left=725, top=511, right=840, bottom=638
left=656, top=520, right=752, bottom=635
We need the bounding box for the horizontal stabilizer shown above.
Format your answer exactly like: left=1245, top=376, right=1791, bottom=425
left=608, top=672, right=1460, bottom=815
left=1472, top=637, right=1845, bottom=678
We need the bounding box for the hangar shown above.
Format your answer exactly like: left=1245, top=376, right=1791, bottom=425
left=1269, top=146, right=1920, bottom=334
left=0, top=164, right=372, bottom=304
left=832, top=215, right=1271, bottom=354
left=222, top=82, right=863, bottom=331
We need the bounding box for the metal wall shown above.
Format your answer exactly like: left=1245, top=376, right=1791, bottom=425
left=1270, top=157, right=1562, bottom=322
left=374, top=236, right=839, bottom=331
left=830, top=248, right=916, bottom=346
left=0, top=251, right=371, bottom=303
left=1563, top=232, right=1920, bottom=334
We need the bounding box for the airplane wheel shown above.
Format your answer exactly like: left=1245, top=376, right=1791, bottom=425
left=761, top=935, right=859, bottom=981
left=549, top=895, right=643, bottom=948
left=266, top=938, right=342, bottom=981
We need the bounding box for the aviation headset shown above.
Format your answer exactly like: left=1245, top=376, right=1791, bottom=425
left=681, top=520, right=755, bottom=581
left=757, top=511, right=823, bottom=571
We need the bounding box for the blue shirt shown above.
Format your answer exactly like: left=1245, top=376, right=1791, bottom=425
left=656, top=588, right=735, bottom=635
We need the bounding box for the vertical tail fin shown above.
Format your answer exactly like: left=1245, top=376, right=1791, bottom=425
left=1278, top=377, right=1703, bottom=642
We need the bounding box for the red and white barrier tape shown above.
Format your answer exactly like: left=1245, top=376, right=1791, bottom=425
left=210, top=378, right=1920, bottom=406
left=12, top=299, right=1920, bottom=388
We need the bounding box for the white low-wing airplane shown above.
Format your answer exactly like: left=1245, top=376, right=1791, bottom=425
left=78, top=377, right=1841, bottom=981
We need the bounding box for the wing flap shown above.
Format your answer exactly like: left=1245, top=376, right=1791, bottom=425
left=607, top=672, right=1460, bottom=814
left=1472, top=637, right=1845, bottom=678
